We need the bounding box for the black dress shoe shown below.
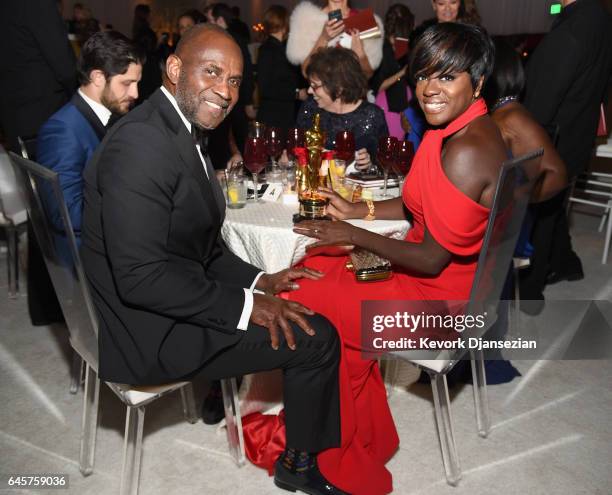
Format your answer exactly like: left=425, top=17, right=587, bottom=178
left=546, top=266, right=584, bottom=285
left=274, top=459, right=350, bottom=495
left=201, top=381, right=225, bottom=425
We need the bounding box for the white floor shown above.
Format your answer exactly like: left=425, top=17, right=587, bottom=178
left=0, top=208, right=611, bottom=495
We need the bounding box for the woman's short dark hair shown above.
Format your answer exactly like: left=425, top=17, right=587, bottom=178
left=483, top=39, right=525, bottom=106
left=384, top=4, right=415, bottom=39
left=409, top=22, right=495, bottom=89
left=306, top=47, right=367, bottom=103
left=77, top=31, right=145, bottom=85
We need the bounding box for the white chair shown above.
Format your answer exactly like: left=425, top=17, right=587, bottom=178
left=568, top=171, right=612, bottom=264
left=9, top=153, right=245, bottom=495
left=385, top=149, right=544, bottom=486
left=0, top=145, right=28, bottom=298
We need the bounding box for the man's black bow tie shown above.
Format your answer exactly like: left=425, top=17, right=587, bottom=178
left=191, top=126, right=209, bottom=154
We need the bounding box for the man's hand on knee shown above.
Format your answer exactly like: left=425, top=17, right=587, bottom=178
left=251, top=294, right=316, bottom=351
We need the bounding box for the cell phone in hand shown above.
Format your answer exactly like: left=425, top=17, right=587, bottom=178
left=328, top=9, right=342, bottom=22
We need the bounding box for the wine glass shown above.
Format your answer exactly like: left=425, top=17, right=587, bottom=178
left=395, top=140, right=414, bottom=176
left=243, top=136, right=267, bottom=203
left=395, top=140, right=415, bottom=192
left=285, top=127, right=305, bottom=158
left=265, top=126, right=283, bottom=167
left=334, top=130, right=355, bottom=164
left=377, top=136, right=398, bottom=198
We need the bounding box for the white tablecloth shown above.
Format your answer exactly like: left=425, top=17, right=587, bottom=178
left=219, top=200, right=412, bottom=417
left=221, top=201, right=410, bottom=273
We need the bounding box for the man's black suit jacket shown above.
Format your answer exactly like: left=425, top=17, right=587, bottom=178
left=81, top=89, right=261, bottom=385
left=0, top=0, right=77, bottom=150
left=524, top=0, right=612, bottom=177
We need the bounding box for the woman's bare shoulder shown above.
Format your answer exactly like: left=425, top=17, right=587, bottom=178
left=441, top=116, right=507, bottom=204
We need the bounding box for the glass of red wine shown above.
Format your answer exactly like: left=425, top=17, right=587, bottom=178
left=377, top=136, right=399, bottom=198
left=243, top=136, right=267, bottom=203
left=334, top=130, right=355, bottom=164
left=395, top=140, right=414, bottom=175
left=285, top=128, right=305, bottom=159
left=265, top=126, right=283, bottom=167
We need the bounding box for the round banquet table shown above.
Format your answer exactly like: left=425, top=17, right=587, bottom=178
left=219, top=200, right=412, bottom=418
left=221, top=201, right=411, bottom=273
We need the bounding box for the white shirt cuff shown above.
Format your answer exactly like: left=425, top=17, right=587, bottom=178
left=237, top=272, right=266, bottom=331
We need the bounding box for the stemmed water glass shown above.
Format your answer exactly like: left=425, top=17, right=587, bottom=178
left=244, top=123, right=268, bottom=202
left=377, top=136, right=398, bottom=198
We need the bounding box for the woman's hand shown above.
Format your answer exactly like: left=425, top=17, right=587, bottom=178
left=355, top=148, right=373, bottom=171
left=349, top=29, right=365, bottom=58
left=226, top=153, right=243, bottom=171
left=315, top=187, right=366, bottom=220
left=293, top=219, right=359, bottom=249
left=256, top=266, right=324, bottom=294
left=320, top=19, right=345, bottom=42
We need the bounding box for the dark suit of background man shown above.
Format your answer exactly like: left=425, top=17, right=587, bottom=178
left=521, top=0, right=612, bottom=301
left=81, top=25, right=346, bottom=495
left=0, top=0, right=77, bottom=151
left=0, top=0, right=77, bottom=326
left=37, top=31, right=143, bottom=243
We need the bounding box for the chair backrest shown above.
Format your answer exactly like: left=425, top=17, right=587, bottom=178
left=9, top=152, right=98, bottom=370
left=17, top=135, right=38, bottom=161
left=0, top=145, right=27, bottom=225
left=466, top=148, right=544, bottom=328
left=392, top=149, right=544, bottom=370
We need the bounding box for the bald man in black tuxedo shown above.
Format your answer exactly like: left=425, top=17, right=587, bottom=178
left=81, top=24, right=347, bottom=495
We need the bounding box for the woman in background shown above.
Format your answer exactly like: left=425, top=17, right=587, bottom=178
left=371, top=4, right=423, bottom=144
left=296, top=46, right=388, bottom=165
left=411, top=0, right=481, bottom=46
left=484, top=39, right=567, bottom=203
left=256, top=5, right=307, bottom=129
left=287, top=0, right=383, bottom=79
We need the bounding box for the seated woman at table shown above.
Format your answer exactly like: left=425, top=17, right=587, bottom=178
left=243, top=23, right=507, bottom=495
left=484, top=39, right=567, bottom=203
left=296, top=46, right=388, bottom=168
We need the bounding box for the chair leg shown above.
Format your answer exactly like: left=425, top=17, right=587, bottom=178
left=120, top=406, right=145, bottom=495
left=382, top=358, right=399, bottom=398
left=79, top=364, right=99, bottom=476
left=470, top=349, right=490, bottom=438
left=429, top=371, right=461, bottom=486
left=6, top=225, right=19, bottom=299
left=598, top=206, right=608, bottom=232
left=220, top=377, right=245, bottom=467
left=179, top=383, right=199, bottom=424
left=69, top=351, right=83, bottom=394
left=513, top=266, right=520, bottom=334
left=602, top=201, right=612, bottom=264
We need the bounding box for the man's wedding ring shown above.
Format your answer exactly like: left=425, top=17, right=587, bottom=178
left=314, top=228, right=320, bottom=234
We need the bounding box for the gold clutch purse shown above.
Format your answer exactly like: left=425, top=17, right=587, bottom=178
left=345, top=248, right=392, bottom=282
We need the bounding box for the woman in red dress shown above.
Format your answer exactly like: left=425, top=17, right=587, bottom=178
left=244, top=23, right=508, bottom=495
